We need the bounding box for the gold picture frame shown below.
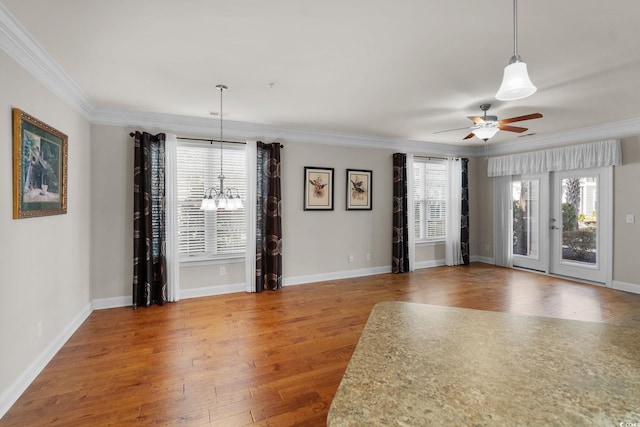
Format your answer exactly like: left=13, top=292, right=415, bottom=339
left=13, top=108, right=68, bottom=219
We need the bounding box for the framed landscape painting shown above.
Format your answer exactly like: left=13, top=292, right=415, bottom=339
left=13, top=108, right=68, bottom=219
left=304, top=166, right=334, bottom=210
left=346, top=169, right=372, bottom=210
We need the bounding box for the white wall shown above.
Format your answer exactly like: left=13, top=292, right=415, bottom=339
left=0, top=50, right=92, bottom=411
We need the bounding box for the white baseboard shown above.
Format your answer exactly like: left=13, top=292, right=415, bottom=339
left=0, top=303, right=93, bottom=419
left=471, top=255, right=495, bottom=264
left=284, top=266, right=391, bottom=286
left=414, top=259, right=445, bottom=269
left=612, top=280, right=640, bottom=295
left=180, top=282, right=246, bottom=299
left=92, top=295, right=131, bottom=310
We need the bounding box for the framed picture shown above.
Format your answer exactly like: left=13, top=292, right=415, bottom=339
left=304, top=166, right=334, bottom=210
left=346, top=169, right=372, bottom=210
left=13, top=108, right=68, bottom=219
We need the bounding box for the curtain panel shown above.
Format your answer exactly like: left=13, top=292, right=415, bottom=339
left=461, top=158, right=470, bottom=265
left=164, top=134, right=180, bottom=302
left=392, top=153, right=411, bottom=273
left=133, top=131, right=168, bottom=308
left=487, top=139, right=621, bottom=177
left=445, top=158, right=463, bottom=266
left=255, top=142, right=283, bottom=292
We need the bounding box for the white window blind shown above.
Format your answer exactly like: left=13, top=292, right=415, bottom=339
left=176, top=142, right=246, bottom=261
left=413, top=158, right=447, bottom=241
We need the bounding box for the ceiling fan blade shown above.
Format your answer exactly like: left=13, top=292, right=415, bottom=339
left=467, top=116, right=485, bottom=124
left=498, top=125, right=528, bottom=133
left=499, top=113, right=543, bottom=124
left=434, top=126, right=471, bottom=134
left=463, top=132, right=475, bottom=140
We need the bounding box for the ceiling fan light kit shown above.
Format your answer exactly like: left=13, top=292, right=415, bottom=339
left=473, top=126, right=500, bottom=141
left=495, top=0, right=537, bottom=101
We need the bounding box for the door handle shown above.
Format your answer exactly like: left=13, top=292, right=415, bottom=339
left=550, top=225, right=559, bottom=230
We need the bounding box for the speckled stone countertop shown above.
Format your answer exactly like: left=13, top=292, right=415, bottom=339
left=327, top=301, right=640, bottom=426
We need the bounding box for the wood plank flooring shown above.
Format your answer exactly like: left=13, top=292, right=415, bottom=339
left=2, top=264, right=640, bottom=426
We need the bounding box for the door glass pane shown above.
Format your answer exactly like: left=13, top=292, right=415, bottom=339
left=561, top=176, right=597, bottom=264
left=512, top=179, right=540, bottom=258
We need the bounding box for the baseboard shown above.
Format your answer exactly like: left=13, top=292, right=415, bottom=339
left=284, top=266, right=391, bottom=286
left=414, top=259, right=445, bottom=269
left=471, top=255, right=495, bottom=264
left=92, top=295, right=131, bottom=310
left=612, top=280, right=640, bottom=295
left=180, top=282, right=246, bottom=299
left=0, top=302, right=93, bottom=419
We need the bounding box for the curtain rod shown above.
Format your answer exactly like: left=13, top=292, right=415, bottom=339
left=177, top=136, right=246, bottom=145
left=129, top=133, right=283, bottom=148
left=178, top=137, right=284, bottom=148
left=414, top=155, right=449, bottom=160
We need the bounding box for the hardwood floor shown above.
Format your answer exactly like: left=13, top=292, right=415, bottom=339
left=2, top=264, right=640, bottom=426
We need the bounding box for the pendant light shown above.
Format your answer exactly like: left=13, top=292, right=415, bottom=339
left=495, top=0, right=537, bottom=101
left=200, top=84, right=243, bottom=211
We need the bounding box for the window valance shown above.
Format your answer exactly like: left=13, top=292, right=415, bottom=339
left=487, top=139, right=622, bottom=177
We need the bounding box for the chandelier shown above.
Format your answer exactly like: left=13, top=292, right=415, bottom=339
left=200, top=84, right=243, bottom=211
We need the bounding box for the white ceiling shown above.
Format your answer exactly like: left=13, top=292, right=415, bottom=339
left=3, top=0, right=640, bottom=147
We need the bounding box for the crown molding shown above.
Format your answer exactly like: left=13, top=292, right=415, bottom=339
left=92, top=108, right=472, bottom=157
left=0, top=3, right=94, bottom=118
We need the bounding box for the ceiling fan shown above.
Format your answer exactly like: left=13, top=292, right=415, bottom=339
left=436, top=104, right=542, bottom=141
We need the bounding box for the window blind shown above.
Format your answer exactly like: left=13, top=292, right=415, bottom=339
left=176, top=142, right=246, bottom=261
left=413, top=158, right=447, bottom=241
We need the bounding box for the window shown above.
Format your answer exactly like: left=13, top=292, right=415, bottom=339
left=176, top=142, right=246, bottom=262
left=413, top=158, right=447, bottom=241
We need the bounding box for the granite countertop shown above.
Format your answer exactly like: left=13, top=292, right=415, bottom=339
left=327, top=301, right=640, bottom=426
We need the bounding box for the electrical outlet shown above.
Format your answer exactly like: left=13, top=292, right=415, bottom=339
left=366, top=253, right=371, bottom=261
left=627, top=214, right=635, bottom=224
left=219, top=266, right=226, bottom=276
left=348, top=255, right=354, bottom=263
left=485, top=244, right=490, bottom=252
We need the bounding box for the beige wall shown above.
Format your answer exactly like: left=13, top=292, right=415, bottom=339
left=472, top=138, right=640, bottom=286
left=90, top=125, right=429, bottom=301
left=0, top=51, right=92, bottom=398
left=614, top=137, right=640, bottom=285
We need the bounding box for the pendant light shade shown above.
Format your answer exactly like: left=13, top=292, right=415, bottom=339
left=495, top=58, right=537, bottom=101
left=495, top=0, right=537, bottom=101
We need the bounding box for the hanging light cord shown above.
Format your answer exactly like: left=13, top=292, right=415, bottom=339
left=216, top=84, right=227, bottom=192
left=511, top=0, right=520, bottom=62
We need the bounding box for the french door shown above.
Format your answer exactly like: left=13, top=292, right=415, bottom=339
left=512, top=174, right=548, bottom=272
left=549, top=167, right=612, bottom=284
left=509, top=167, right=612, bottom=285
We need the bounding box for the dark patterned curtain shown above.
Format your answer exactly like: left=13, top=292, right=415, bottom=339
left=256, top=142, right=283, bottom=292
left=133, top=131, right=167, bottom=308
left=461, top=158, right=470, bottom=265
left=392, top=153, right=410, bottom=273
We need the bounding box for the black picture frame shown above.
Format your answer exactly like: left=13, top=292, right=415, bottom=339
left=346, top=169, right=372, bottom=210
left=304, top=166, right=334, bottom=210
